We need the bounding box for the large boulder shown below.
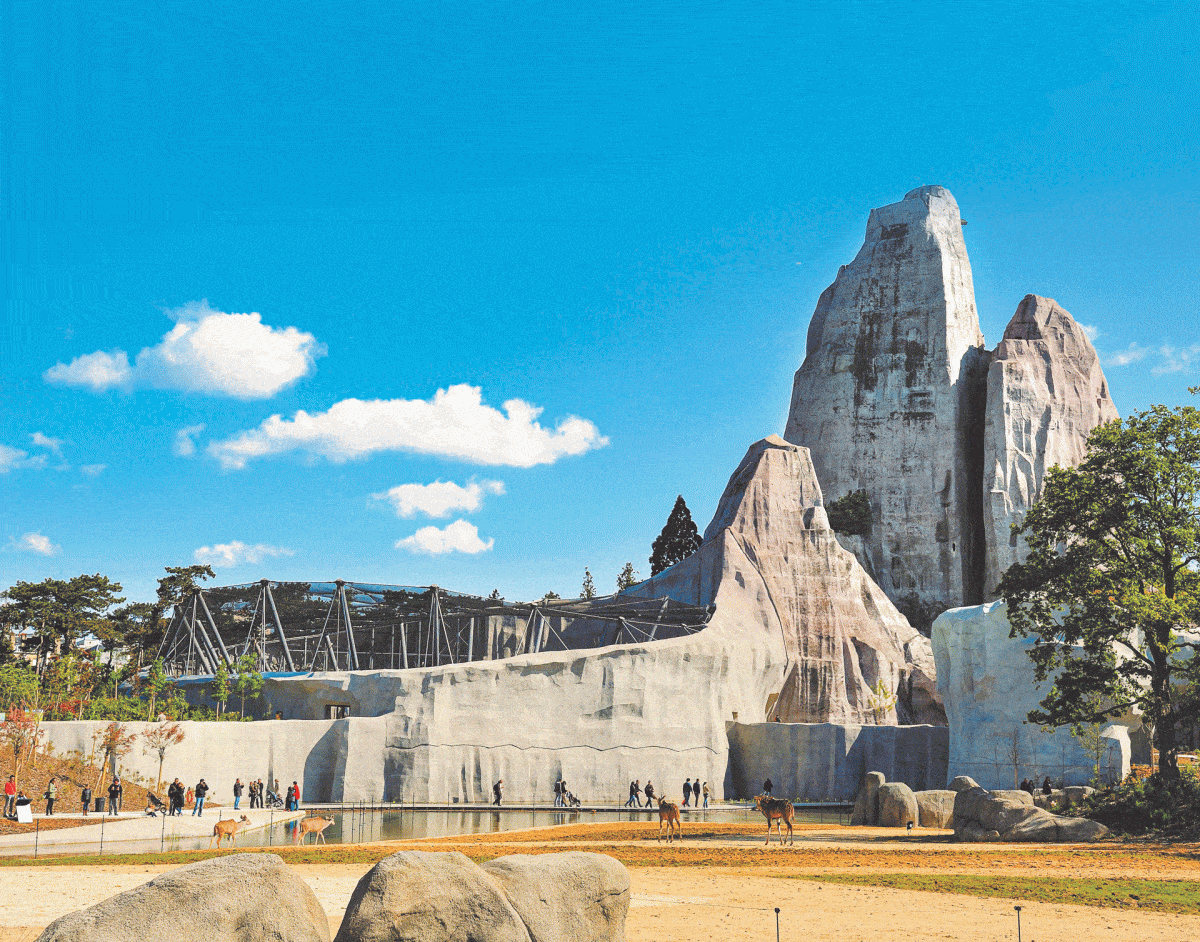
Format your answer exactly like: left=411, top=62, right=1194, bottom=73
left=481, top=853, right=629, bottom=942
left=850, top=771, right=887, bottom=825
left=1055, top=816, right=1110, bottom=842
left=947, top=775, right=979, bottom=793
left=975, top=792, right=1037, bottom=834
left=877, top=782, right=919, bottom=828
left=952, top=783, right=1110, bottom=843
left=35, top=853, right=329, bottom=942
left=334, top=851, right=531, bottom=942
left=914, top=790, right=956, bottom=828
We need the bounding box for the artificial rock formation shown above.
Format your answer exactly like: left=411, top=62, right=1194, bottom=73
left=982, top=294, right=1119, bottom=597
left=949, top=776, right=1109, bottom=843
left=700, top=436, right=943, bottom=725
left=785, top=185, right=990, bottom=628
left=784, top=188, right=1119, bottom=629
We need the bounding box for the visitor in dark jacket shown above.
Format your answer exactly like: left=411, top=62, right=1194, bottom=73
left=192, top=779, right=209, bottom=816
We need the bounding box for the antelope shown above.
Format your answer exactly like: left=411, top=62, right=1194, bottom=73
left=753, top=794, right=795, bottom=846
left=210, top=815, right=251, bottom=849
left=656, top=796, right=681, bottom=843
left=294, top=815, right=334, bottom=845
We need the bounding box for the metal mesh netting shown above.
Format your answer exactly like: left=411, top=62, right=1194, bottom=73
left=159, top=580, right=713, bottom=677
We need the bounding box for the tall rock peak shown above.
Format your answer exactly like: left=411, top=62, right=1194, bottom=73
left=784, top=185, right=989, bottom=631
left=982, top=294, right=1119, bottom=596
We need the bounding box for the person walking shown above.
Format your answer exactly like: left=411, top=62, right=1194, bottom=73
left=193, top=779, right=209, bottom=816
left=233, top=778, right=244, bottom=810
left=681, top=778, right=691, bottom=807
left=166, top=779, right=179, bottom=815
left=702, top=782, right=710, bottom=808
left=492, top=779, right=503, bottom=806
left=625, top=779, right=640, bottom=808
left=45, top=777, right=58, bottom=815
left=4, top=775, right=16, bottom=819
left=291, top=781, right=301, bottom=811
left=107, top=778, right=122, bottom=815
left=762, top=778, right=773, bottom=797
left=643, top=780, right=655, bottom=808
left=80, top=784, right=92, bottom=816
left=553, top=777, right=563, bottom=807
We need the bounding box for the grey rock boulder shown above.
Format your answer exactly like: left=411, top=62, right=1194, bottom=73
left=1055, top=816, right=1110, bottom=842
left=914, top=790, right=956, bottom=828
left=850, top=771, right=887, bottom=826
left=976, top=792, right=1036, bottom=834
left=35, top=853, right=329, bottom=942
left=481, top=852, right=630, bottom=942
left=947, top=775, right=979, bottom=793
left=1002, top=808, right=1063, bottom=842
left=1063, top=786, right=1096, bottom=806
left=334, top=851, right=531, bottom=942
left=877, top=782, right=919, bottom=828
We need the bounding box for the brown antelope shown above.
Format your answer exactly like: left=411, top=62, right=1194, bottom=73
left=210, top=815, right=251, bottom=849
left=754, top=794, right=794, bottom=846
left=656, top=796, right=681, bottom=843
left=294, top=815, right=333, bottom=844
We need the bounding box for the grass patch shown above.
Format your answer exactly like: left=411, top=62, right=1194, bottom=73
left=789, top=872, right=1200, bottom=915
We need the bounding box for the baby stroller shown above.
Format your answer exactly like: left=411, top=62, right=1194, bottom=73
left=144, top=793, right=166, bottom=816
left=264, top=789, right=285, bottom=810
left=564, top=790, right=581, bottom=808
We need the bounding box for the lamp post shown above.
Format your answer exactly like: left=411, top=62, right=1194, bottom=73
left=1014, top=905, right=1022, bottom=942
left=774, top=907, right=780, bottom=942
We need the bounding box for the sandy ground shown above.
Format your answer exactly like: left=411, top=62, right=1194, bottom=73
left=1, top=825, right=1197, bottom=942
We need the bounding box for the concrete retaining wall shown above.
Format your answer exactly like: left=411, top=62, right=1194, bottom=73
left=725, top=721, right=949, bottom=800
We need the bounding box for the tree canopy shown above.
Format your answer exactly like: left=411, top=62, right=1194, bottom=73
left=998, top=397, right=1200, bottom=780
left=0, top=574, right=124, bottom=673
left=649, top=495, right=702, bottom=576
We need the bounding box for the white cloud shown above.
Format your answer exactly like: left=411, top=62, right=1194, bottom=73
left=395, top=520, right=494, bottom=555
left=174, top=424, right=207, bottom=457
left=207, top=384, right=608, bottom=470
left=43, top=301, right=324, bottom=399
left=1079, top=323, right=1099, bottom=343
left=193, top=540, right=295, bottom=568
left=1104, top=343, right=1147, bottom=367
left=1153, top=344, right=1200, bottom=376
left=80, top=464, right=107, bottom=476
left=14, top=532, right=60, bottom=556
left=30, top=432, right=64, bottom=455
left=374, top=479, right=504, bottom=518
left=43, top=350, right=132, bottom=392
left=0, top=445, right=47, bottom=473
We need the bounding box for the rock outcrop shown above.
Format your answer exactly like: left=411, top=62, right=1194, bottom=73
left=931, top=601, right=1130, bottom=789
left=850, top=772, right=954, bottom=828
left=951, top=781, right=1109, bottom=843
left=784, top=186, right=990, bottom=628
left=784, top=188, right=1119, bottom=629
left=982, top=294, right=1119, bottom=597
left=877, top=781, right=919, bottom=827
left=36, top=854, right=329, bottom=942
left=915, top=789, right=956, bottom=828
left=697, top=436, right=944, bottom=725
left=481, top=853, right=630, bottom=942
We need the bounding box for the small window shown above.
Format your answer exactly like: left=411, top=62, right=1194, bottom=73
left=324, top=704, right=351, bottom=719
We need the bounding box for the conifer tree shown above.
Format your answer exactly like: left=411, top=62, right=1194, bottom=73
left=649, top=495, right=703, bottom=576
left=581, top=569, right=597, bottom=599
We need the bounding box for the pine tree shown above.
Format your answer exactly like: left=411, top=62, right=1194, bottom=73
left=649, top=495, right=703, bottom=576
left=580, top=569, right=597, bottom=600
left=615, top=563, right=640, bottom=592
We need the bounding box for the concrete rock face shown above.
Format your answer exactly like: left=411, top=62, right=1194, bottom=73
left=700, top=436, right=945, bottom=725
left=785, top=186, right=990, bottom=628
left=983, top=294, right=1119, bottom=597
left=36, top=853, right=329, bottom=942
left=784, top=188, right=1118, bottom=631
left=932, top=601, right=1129, bottom=790
left=914, top=789, right=956, bottom=828
left=481, top=853, right=630, bottom=942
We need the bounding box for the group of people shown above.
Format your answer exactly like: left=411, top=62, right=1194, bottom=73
left=624, top=778, right=709, bottom=808
left=1019, top=776, right=1055, bottom=796
left=552, top=777, right=578, bottom=807
left=3, top=774, right=126, bottom=819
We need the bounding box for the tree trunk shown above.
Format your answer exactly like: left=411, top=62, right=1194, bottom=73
left=1157, top=709, right=1180, bottom=780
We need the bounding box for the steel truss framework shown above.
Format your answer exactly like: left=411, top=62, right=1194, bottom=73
left=158, top=579, right=713, bottom=677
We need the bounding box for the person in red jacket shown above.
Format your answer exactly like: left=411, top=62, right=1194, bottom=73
left=3, top=775, right=15, bottom=819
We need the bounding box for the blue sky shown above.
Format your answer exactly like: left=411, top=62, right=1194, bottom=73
left=2, top=1, right=1198, bottom=604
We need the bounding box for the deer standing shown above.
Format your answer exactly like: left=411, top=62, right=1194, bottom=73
left=210, top=815, right=252, bottom=849
left=656, top=796, right=681, bottom=843
left=294, top=815, right=334, bottom=844
left=754, top=794, right=794, bottom=845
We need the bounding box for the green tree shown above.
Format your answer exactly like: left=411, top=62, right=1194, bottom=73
left=826, top=489, right=872, bottom=536
left=580, top=569, right=597, bottom=600
left=153, top=564, right=216, bottom=628
left=541, top=591, right=560, bottom=602
left=232, top=653, right=263, bottom=719
left=615, top=563, right=640, bottom=592
left=488, top=589, right=503, bottom=601
left=98, top=602, right=161, bottom=671
left=142, top=659, right=172, bottom=721
left=0, top=574, right=124, bottom=675
left=141, top=721, right=185, bottom=794
left=998, top=398, right=1200, bottom=781
left=209, top=662, right=231, bottom=716
left=649, top=495, right=703, bottom=576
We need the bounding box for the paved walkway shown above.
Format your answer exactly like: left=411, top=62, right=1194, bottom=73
left=0, top=807, right=304, bottom=854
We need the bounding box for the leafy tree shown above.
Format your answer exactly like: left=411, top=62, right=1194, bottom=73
left=0, top=707, right=45, bottom=789
left=580, top=569, right=597, bottom=600
left=92, top=722, right=138, bottom=790
left=615, top=563, right=640, bottom=592
left=0, top=574, right=124, bottom=675
left=141, top=722, right=185, bottom=794
left=998, top=398, right=1200, bottom=781
left=209, top=662, right=231, bottom=716
left=141, top=658, right=172, bottom=721
left=826, top=489, right=872, bottom=536
left=0, top=664, right=38, bottom=713
left=232, top=653, right=263, bottom=719
left=98, top=602, right=161, bottom=670
left=649, top=495, right=703, bottom=576
left=488, top=589, right=503, bottom=601
left=153, top=564, right=216, bottom=628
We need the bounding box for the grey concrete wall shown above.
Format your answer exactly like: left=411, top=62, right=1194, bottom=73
left=724, top=722, right=949, bottom=800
